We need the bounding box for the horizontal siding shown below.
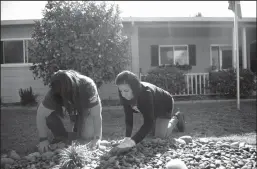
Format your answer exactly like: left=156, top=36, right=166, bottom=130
left=1, top=66, right=49, bottom=103
left=1, top=65, right=119, bottom=103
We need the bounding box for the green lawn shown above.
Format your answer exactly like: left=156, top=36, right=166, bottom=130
left=1, top=101, right=256, bottom=156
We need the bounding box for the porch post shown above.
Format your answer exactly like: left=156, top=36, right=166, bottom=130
left=242, top=27, right=247, bottom=69
left=131, top=25, right=140, bottom=76
left=232, top=27, right=236, bottom=69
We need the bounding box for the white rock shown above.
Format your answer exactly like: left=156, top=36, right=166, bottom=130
left=99, top=145, right=106, bottom=151
left=239, top=142, right=246, bottom=148
left=100, top=140, right=111, bottom=146
left=165, top=159, right=188, bottom=169
left=28, top=152, right=40, bottom=158
left=9, top=150, right=21, bottom=160
left=175, top=138, right=186, bottom=145
left=199, top=138, right=209, bottom=144
left=230, top=142, right=240, bottom=148
left=179, top=136, right=193, bottom=144
left=1, top=158, right=15, bottom=165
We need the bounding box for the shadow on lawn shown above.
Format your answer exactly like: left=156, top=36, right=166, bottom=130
left=172, top=101, right=256, bottom=138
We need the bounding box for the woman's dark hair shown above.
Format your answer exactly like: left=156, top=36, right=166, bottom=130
left=50, top=69, right=95, bottom=118
left=115, top=70, right=141, bottom=105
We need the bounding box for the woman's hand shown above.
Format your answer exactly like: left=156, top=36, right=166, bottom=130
left=88, top=138, right=101, bottom=148
left=118, top=137, right=131, bottom=144
left=38, top=140, right=50, bottom=153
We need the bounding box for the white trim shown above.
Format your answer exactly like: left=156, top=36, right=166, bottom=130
left=2, top=17, right=256, bottom=26
left=209, top=46, right=212, bottom=66
left=1, top=39, right=33, bottom=64
left=1, top=38, right=32, bottom=41
left=1, top=63, right=33, bottom=68
left=210, top=44, right=233, bottom=70
left=23, top=40, right=26, bottom=63
left=159, top=45, right=189, bottom=66
left=242, top=27, right=247, bottom=69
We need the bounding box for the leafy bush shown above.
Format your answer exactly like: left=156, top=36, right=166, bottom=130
left=208, top=68, right=256, bottom=97
left=19, top=87, right=38, bottom=106
left=29, top=1, right=130, bottom=88
left=142, top=65, right=187, bottom=95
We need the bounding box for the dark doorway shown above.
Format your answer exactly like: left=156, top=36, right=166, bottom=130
left=222, top=50, right=233, bottom=69
left=250, top=41, right=256, bottom=73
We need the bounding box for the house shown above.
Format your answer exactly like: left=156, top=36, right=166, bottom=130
left=1, top=17, right=256, bottom=103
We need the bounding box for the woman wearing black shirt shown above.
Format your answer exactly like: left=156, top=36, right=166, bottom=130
left=115, top=70, right=185, bottom=148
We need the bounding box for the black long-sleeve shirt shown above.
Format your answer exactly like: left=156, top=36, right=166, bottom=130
left=119, top=82, right=174, bottom=144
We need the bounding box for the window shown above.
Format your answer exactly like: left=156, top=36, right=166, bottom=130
left=1, top=39, right=33, bottom=64
left=210, top=45, right=242, bottom=70
left=159, top=45, right=189, bottom=65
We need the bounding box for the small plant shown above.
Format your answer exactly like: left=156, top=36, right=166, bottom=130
left=55, top=142, right=92, bottom=169
left=18, top=87, right=38, bottom=106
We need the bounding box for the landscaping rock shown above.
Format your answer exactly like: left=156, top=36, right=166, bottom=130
left=198, top=138, right=209, bottom=144
left=166, top=159, right=188, bottom=169
left=42, top=151, right=54, bottom=160
left=1, top=158, right=15, bottom=166
left=9, top=151, right=20, bottom=160
left=175, top=138, right=186, bottom=145
left=230, top=141, right=240, bottom=148
left=3, top=137, right=257, bottom=169
left=179, top=136, right=193, bottom=144
left=239, top=142, right=246, bottom=148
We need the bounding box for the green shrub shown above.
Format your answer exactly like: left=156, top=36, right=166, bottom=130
left=19, top=87, right=38, bottom=106
left=208, top=68, right=256, bottom=97
left=142, top=65, right=187, bottom=95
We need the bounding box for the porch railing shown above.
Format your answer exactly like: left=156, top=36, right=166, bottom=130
left=140, top=72, right=213, bottom=96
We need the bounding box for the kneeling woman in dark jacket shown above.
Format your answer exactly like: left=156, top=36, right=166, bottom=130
left=115, top=70, right=185, bottom=148
left=36, top=70, right=102, bottom=152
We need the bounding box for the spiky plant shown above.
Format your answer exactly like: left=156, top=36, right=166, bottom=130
left=55, top=142, right=91, bottom=169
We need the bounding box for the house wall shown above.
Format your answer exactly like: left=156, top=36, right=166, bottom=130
left=1, top=65, right=49, bottom=103
left=1, top=22, right=255, bottom=103
left=1, top=65, right=120, bottom=103
left=138, top=27, right=235, bottom=74
left=1, top=25, right=34, bottom=39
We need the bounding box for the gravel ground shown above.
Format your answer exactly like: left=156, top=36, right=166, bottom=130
left=1, top=137, right=256, bottom=169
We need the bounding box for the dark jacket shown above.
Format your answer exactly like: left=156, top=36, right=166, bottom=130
left=119, top=82, right=174, bottom=144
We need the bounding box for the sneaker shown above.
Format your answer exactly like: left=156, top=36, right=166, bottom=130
left=174, top=111, right=185, bottom=132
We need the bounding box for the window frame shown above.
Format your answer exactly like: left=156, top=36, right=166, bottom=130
left=1, top=38, right=33, bottom=67
left=209, top=44, right=233, bottom=70
left=158, top=45, right=189, bottom=66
